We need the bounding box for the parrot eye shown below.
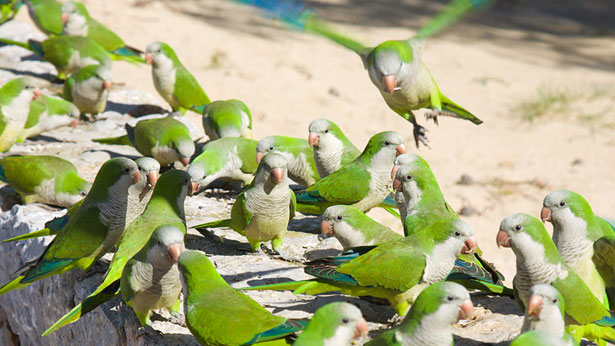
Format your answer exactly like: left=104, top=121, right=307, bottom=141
left=184, top=178, right=189, bottom=183
left=324, top=129, right=329, bottom=133
left=385, top=141, right=391, bottom=145
left=515, top=225, right=522, bottom=231
left=446, top=296, right=454, bottom=301
left=559, top=201, right=566, bottom=207
left=454, top=231, right=461, bottom=236
left=406, top=175, right=412, bottom=180
left=269, top=146, right=274, bottom=151
left=336, top=215, right=343, bottom=221
left=80, top=191, right=86, bottom=197
left=342, top=317, right=349, bottom=324
left=124, top=168, right=130, bottom=173
left=552, top=298, right=558, bottom=303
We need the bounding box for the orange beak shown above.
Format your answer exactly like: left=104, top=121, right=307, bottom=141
left=308, top=132, right=320, bottom=147
left=461, top=235, right=477, bottom=254
left=61, top=13, right=68, bottom=23
left=180, top=157, right=190, bottom=166
left=145, top=53, right=153, bottom=64
left=32, top=88, right=41, bottom=100
left=103, top=80, right=112, bottom=90
left=391, top=165, right=400, bottom=182
left=167, top=244, right=183, bottom=263
left=383, top=75, right=397, bottom=94
left=396, top=144, right=407, bottom=157
left=321, top=219, right=334, bottom=237
left=271, top=167, right=284, bottom=184
left=131, top=170, right=142, bottom=185
left=540, top=207, right=552, bottom=223
left=191, top=181, right=200, bottom=195
left=527, top=294, right=543, bottom=318
left=69, top=119, right=79, bottom=128
left=393, top=178, right=402, bottom=192
left=458, top=299, right=474, bottom=321
left=146, top=171, right=159, bottom=187
left=256, top=152, right=265, bottom=164
left=353, top=318, right=368, bottom=338
left=496, top=230, right=511, bottom=248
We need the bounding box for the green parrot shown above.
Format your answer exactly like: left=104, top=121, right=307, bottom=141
left=365, top=281, right=473, bottom=346
left=63, top=64, right=112, bottom=115
left=496, top=213, right=615, bottom=344
left=293, top=302, right=367, bottom=346
left=256, top=135, right=319, bottom=187
left=0, top=77, right=40, bottom=152
left=202, top=99, right=252, bottom=140
left=194, top=153, right=296, bottom=254
left=239, top=0, right=489, bottom=147
left=145, top=41, right=211, bottom=114
left=320, top=205, right=402, bottom=250
left=510, top=331, right=575, bottom=346
left=243, top=218, right=478, bottom=316
left=294, top=131, right=406, bottom=215
left=0, top=154, right=91, bottom=207
left=121, top=225, right=184, bottom=327
left=0, top=35, right=111, bottom=79
left=18, top=93, right=80, bottom=141
left=188, top=137, right=258, bottom=192
left=178, top=249, right=307, bottom=346
left=390, top=153, right=430, bottom=224
left=541, top=189, right=615, bottom=308
left=307, top=118, right=360, bottom=178
left=0, top=157, right=140, bottom=296
left=60, top=1, right=144, bottom=63
left=93, top=115, right=195, bottom=167
left=0, top=0, right=21, bottom=24
left=23, top=0, right=63, bottom=36
left=43, top=169, right=192, bottom=336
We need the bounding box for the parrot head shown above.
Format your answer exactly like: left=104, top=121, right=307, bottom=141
left=541, top=190, right=592, bottom=227
left=409, top=282, right=473, bottom=326
left=361, top=131, right=406, bottom=165
left=320, top=205, right=363, bottom=238
left=366, top=40, right=418, bottom=95
left=145, top=41, right=179, bottom=66
left=86, top=157, right=140, bottom=201
left=77, top=64, right=113, bottom=91
left=308, top=118, right=343, bottom=148
left=497, top=213, right=560, bottom=264
left=392, top=161, right=433, bottom=197
left=308, top=302, right=368, bottom=341
left=174, top=138, right=195, bottom=167
left=146, top=225, right=185, bottom=264
left=255, top=136, right=295, bottom=165
left=61, top=1, right=88, bottom=33
left=392, top=153, right=429, bottom=181
left=135, top=157, right=160, bottom=188
left=255, top=152, right=288, bottom=186
left=526, top=284, right=566, bottom=323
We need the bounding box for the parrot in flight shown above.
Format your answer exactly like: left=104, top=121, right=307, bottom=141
left=293, top=302, right=367, bottom=346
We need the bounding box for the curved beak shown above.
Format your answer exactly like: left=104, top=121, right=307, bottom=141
left=32, top=88, right=41, bottom=100
left=527, top=294, right=543, bottom=318
left=167, top=244, right=183, bottom=263
left=61, top=13, right=68, bottom=24
left=391, top=165, right=400, bottom=182
left=321, top=219, right=334, bottom=237
left=396, top=144, right=407, bottom=157
left=191, top=181, right=200, bottom=195
left=353, top=318, right=368, bottom=338
left=131, top=170, right=142, bottom=185
left=308, top=132, right=320, bottom=147
left=540, top=207, right=552, bottom=223
left=69, top=119, right=79, bottom=128
left=383, top=75, right=397, bottom=94
left=256, top=152, right=265, bottom=164
left=145, top=53, right=153, bottom=65
left=103, top=80, right=112, bottom=90
left=496, top=230, right=511, bottom=248
left=146, top=171, right=159, bottom=187
left=461, top=235, right=477, bottom=254
left=271, top=167, right=284, bottom=184
left=457, top=299, right=474, bottom=321
left=393, top=178, right=402, bottom=192
left=179, top=157, right=190, bottom=166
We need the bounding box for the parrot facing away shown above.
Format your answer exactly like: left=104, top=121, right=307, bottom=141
left=121, top=225, right=184, bottom=327
left=202, top=99, right=252, bottom=140
left=293, top=302, right=367, bottom=346
left=0, top=157, right=140, bottom=296
left=177, top=250, right=307, bottom=346
left=43, top=169, right=192, bottom=335
left=63, top=64, right=112, bottom=115
left=256, top=135, right=319, bottom=187
left=19, top=93, right=80, bottom=141
left=145, top=41, right=211, bottom=114
left=0, top=77, right=40, bottom=152
left=194, top=153, right=296, bottom=255
left=23, top=0, right=63, bottom=35
left=0, top=154, right=90, bottom=207
left=308, top=118, right=360, bottom=178
left=365, top=281, right=473, bottom=346
left=237, top=0, right=489, bottom=147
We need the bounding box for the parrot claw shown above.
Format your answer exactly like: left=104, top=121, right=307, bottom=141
left=412, top=124, right=430, bottom=148
left=424, top=110, right=440, bottom=126
left=136, top=325, right=163, bottom=338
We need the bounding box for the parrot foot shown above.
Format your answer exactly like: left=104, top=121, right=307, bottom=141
left=412, top=124, right=430, bottom=148
left=166, top=311, right=186, bottom=327
left=136, top=325, right=163, bottom=339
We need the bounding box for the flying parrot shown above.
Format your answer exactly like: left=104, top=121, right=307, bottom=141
left=307, top=118, right=360, bottom=178
left=256, top=135, right=319, bottom=187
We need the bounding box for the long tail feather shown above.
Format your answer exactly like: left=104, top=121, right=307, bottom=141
left=0, top=163, right=6, bottom=183
left=92, top=135, right=133, bottom=146
left=440, top=93, right=483, bottom=124
left=2, top=228, right=53, bottom=243
left=415, top=0, right=495, bottom=40
left=0, top=275, right=28, bottom=295
left=109, top=51, right=145, bottom=64
left=245, top=319, right=307, bottom=345
left=0, top=37, right=30, bottom=50
left=192, top=218, right=233, bottom=230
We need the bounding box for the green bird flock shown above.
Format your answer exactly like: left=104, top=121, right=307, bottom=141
left=0, top=0, right=609, bottom=345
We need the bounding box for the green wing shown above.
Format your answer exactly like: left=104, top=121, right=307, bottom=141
left=30, top=0, right=63, bottom=35
left=174, top=66, right=211, bottom=109
left=230, top=192, right=253, bottom=234
left=594, top=235, right=615, bottom=308
left=0, top=155, right=50, bottom=193
left=304, top=162, right=371, bottom=204
left=553, top=272, right=611, bottom=325
left=289, top=189, right=296, bottom=220
left=86, top=19, right=125, bottom=52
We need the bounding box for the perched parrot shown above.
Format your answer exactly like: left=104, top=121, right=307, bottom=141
left=18, top=94, right=80, bottom=141
left=238, top=0, right=489, bottom=147
left=43, top=169, right=192, bottom=335
left=0, top=154, right=91, bottom=207
left=93, top=115, right=195, bottom=167
left=243, top=219, right=478, bottom=316
left=202, top=99, right=252, bottom=140
left=307, top=118, right=360, bottom=178
left=390, top=153, right=430, bottom=224
left=256, top=135, right=319, bottom=187
left=188, top=137, right=258, bottom=191
left=293, top=131, right=406, bottom=215
left=63, top=64, right=112, bottom=115
left=145, top=41, right=210, bottom=114
left=0, top=0, right=21, bottom=24
left=121, top=225, right=184, bottom=327
left=0, top=157, right=140, bottom=296
left=194, top=153, right=296, bottom=255
left=293, top=302, right=367, bottom=346
left=541, top=190, right=615, bottom=307
left=0, top=77, right=40, bottom=152
left=321, top=205, right=402, bottom=250
left=510, top=331, right=575, bottom=346
left=497, top=213, right=615, bottom=344
left=365, top=281, right=473, bottom=346
left=60, top=1, right=144, bottom=63
left=23, top=0, right=63, bottom=36
left=177, top=250, right=307, bottom=346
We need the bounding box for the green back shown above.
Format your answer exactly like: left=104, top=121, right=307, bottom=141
left=133, top=117, right=191, bottom=155
left=41, top=36, right=110, bottom=71
left=196, top=137, right=258, bottom=174
left=0, top=77, right=26, bottom=105
left=0, top=155, right=77, bottom=194
left=26, top=0, right=63, bottom=35
left=24, top=98, right=47, bottom=129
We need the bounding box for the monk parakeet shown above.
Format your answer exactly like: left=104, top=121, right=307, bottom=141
left=0, top=0, right=21, bottom=24
left=321, top=205, right=402, bottom=250
left=244, top=218, right=478, bottom=316
left=188, top=137, right=258, bottom=192
left=0, top=77, right=40, bottom=152
left=63, top=64, right=112, bottom=115
left=307, top=118, right=360, bottom=178
left=60, top=1, right=144, bottom=63
left=541, top=189, right=615, bottom=308
left=23, top=0, right=63, bottom=35
left=238, top=0, right=489, bottom=147
left=177, top=250, right=307, bottom=345
left=511, top=331, right=575, bottom=346
left=293, top=302, right=367, bottom=346
left=497, top=213, right=615, bottom=344
left=0, top=157, right=140, bottom=296
left=390, top=153, right=430, bottom=225
left=202, top=99, right=252, bottom=140
left=366, top=281, right=473, bottom=346
left=0, top=154, right=91, bottom=207
left=94, top=116, right=195, bottom=166
left=256, top=135, right=319, bottom=187
left=194, top=153, right=296, bottom=254
left=43, top=169, right=192, bottom=335
left=121, top=225, right=184, bottom=327
left=294, top=131, right=406, bottom=215
left=18, top=94, right=79, bottom=141
left=145, top=41, right=211, bottom=114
